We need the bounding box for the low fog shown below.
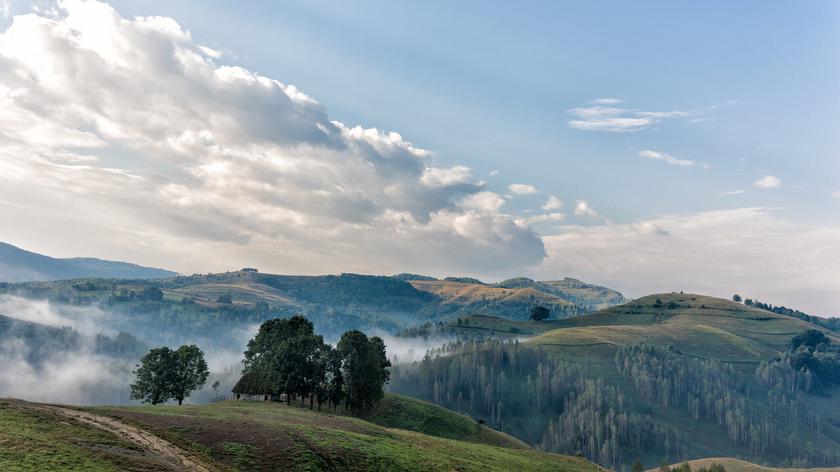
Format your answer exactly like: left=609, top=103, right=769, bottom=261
left=0, top=295, right=448, bottom=405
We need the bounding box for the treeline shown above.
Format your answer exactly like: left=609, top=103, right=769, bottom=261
left=756, top=330, right=840, bottom=393
left=390, top=340, right=581, bottom=443
left=733, top=295, right=840, bottom=333
left=241, top=316, right=390, bottom=414
left=540, top=378, right=687, bottom=467
left=616, top=342, right=840, bottom=466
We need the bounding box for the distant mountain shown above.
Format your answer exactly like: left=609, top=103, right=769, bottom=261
left=0, top=242, right=178, bottom=282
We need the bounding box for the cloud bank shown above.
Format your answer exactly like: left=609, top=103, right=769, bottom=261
left=0, top=0, right=544, bottom=275
left=535, top=208, right=840, bottom=315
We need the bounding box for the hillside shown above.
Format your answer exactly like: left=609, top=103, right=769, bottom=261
left=0, top=242, right=177, bottom=283
left=391, top=293, right=840, bottom=469
left=0, top=398, right=599, bottom=472
left=652, top=458, right=840, bottom=472
left=0, top=271, right=625, bottom=345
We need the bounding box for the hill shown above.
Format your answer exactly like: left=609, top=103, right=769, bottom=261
left=0, top=242, right=177, bottom=282
left=0, top=398, right=599, bottom=471
left=390, top=293, right=840, bottom=469
left=0, top=271, right=625, bottom=345
left=651, top=458, right=840, bottom=472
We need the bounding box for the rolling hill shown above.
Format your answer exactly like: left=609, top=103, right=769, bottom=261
left=0, top=397, right=599, bottom=472
left=391, top=293, right=840, bottom=469
left=651, top=458, right=840, bottom=472
left=0, top=242, right=177, bottom=282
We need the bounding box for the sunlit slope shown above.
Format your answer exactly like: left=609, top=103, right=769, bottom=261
left=409, top=280, right=574, bottom=307
left=90, top=400, right=597, bottom=472
left=528, top=293, right=837, bottom=361
left=651, top=458, right=840, bottom=472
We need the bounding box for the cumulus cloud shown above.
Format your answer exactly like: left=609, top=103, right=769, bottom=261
left=0, top=1, right=545, bottom=275
left=638, top=150, right=705, bottom=168
left=542, top=196, right=563, bottom=211
left=754, top=175, right=781, bottom=189
left=573, top=200, right=599, bottom=218
left=508, top=183, right=538, bottom=195
left=568, top=103, right=706, bottom=132
left=534, top=208, right=840, bottom=315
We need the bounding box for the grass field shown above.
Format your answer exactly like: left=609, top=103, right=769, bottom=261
left=87, top=399, right=598, bottom=472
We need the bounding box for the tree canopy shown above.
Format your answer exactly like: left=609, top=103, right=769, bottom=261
left=130, top=344, right=209, bottom=405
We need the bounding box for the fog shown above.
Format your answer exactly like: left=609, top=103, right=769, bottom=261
left=0, top=295, right=445, bottom=405
left=0, top=296, right=256, bottom=405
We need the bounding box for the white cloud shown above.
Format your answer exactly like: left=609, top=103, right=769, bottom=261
left=568, top=103, right=705, bottom=132
left=489, top=169, right=498, bottom=177
left=832, top=190, right=840, bottom=198
left=638, top=149, right=703, bottom=168
left=574, top=200, right=599, bottom=218
left=518, top=212, right=566, bottom=226
left=542, top=196, right=563, bottom=211
left=753, top=175, right=781, bottom=189
left=0, top=1, right=544, bottom=275
left=721, top=189, right=745, bottom=196
left=508, top=183, right=538, bottom=195
left=591, top=98, right=622, bottom=105
left=534, top=208, right=840, bottom=315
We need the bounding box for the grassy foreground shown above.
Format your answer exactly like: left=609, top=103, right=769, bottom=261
left=650, top=458, right=840, bottom=472
left=0, top=396, right=598, bottom=471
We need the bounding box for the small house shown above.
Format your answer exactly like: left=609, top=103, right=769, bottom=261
left=231, top=371, right=285, bottom=402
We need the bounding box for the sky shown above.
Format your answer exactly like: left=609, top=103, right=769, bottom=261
left=0, top=1, right=838, bottom=314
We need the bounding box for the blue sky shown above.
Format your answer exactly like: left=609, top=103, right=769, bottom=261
left=103, top=0, right=840, bottom=223
left=0, top=1, right=838, bottom=313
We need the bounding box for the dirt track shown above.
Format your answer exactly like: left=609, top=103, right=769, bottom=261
left=37, top=405, right=213, bottom=472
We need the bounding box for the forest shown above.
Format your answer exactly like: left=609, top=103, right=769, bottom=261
left=389, top=335, right=840, bottom=469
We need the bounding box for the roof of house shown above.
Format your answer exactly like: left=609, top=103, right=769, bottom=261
left=232, top=370, right=277, bottom=394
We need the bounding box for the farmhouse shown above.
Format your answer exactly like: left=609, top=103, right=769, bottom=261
left=231, top=371, right=285, bottom=402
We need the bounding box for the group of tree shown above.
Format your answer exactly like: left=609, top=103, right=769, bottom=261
left=731, top=295, right=840, bottom=334
left=131, top=344, right=209, bottom=405
left=756, top=329, right=840, bottom=393
left=658, top=462, right=726, bottom=472
left=530, top=306, right=550, bottom=321
left=242, top=316, right=390, bottom=414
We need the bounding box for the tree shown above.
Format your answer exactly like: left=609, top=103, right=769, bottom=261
left=530, top=306, right=550, bottom=321
left=242, top=316, right=324, bottom=405
left=217, top=293, right=232, bottom=304
left=170, top=345, right=209, bottom=405
left=131, top=347, right=175, bottom=405
left=732, top=294, right=742, bottom=303
left=632, top=458, right=644, bottom=472
left=791, top=329, right=829, bottom=349
left=337, top=330, right=390, bottom=414
left=140, top=286, right=164, bottom=302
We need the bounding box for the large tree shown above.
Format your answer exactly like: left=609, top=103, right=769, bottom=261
left=338, top=330, right=390, bottom=414
left=171, top=345, right=209, bottom=405
left=243, top=315, right=324, bottom=405
left=131, top=347, right=175, bottom=405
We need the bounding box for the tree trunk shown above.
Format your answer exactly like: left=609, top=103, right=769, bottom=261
left=178, top=398, right=183, bottom=405
left=310, top=395, right=314, bottom=409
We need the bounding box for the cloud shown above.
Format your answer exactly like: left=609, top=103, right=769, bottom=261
left=591, top=98, right=622, bottom=105
left=638, top=150, right=704, bottom=168
left=517, top=212, right=566, bottom=226
left=573, top=200, right=599, bottom=218
left=489, top=169, right=498, bottom=177
left=0, top=1, right=545, bottom=275
left=533, top=208, right=840, bottom=315
left=753, top=175, right=781, bottom=189
left=568, top=103, right=706, bottom=132
left=832, top=190, right=840, bottom=198
left=721, top=189, right=746, bottom=196
left=542, top=196, right=563, bottom=211
left=508, top=184, right=538, bottom=195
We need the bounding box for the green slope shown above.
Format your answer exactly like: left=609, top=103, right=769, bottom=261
left=87, top=400, right=596, bottom=472
left=650, top=458, right=840, bottom=472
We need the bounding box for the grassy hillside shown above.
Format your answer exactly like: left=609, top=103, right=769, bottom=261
left=81, top=400, right=596, bottom=472
left=391, top=293, right=840, bottom=469
left=652, top=458, right=840, bottom=472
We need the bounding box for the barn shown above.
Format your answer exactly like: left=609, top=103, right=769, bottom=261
left=231, top=371, right=285, bottom=402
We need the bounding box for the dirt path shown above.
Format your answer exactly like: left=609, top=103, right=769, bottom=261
left=37, top=405, right=213, bottom=472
